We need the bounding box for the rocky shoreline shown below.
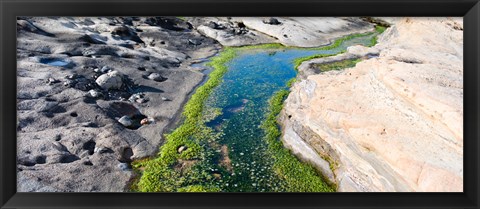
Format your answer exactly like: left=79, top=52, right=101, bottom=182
left=280, top=17, right=463, bottom=192
left=17, top=17, right=376, bottom=192
left=18, top=16, right=460, bottom=193
left=17, top=17, right=221, bottom=192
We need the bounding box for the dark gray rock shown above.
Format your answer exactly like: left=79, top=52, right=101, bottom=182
left=118, top=116, right=133, bottom=127
left=263, top=17, right=281, bottom=25
left=188, top=39, right=202, bottom=46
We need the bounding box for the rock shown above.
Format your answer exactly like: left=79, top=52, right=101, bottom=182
left=281, top=17, right=463, bottom=192
left=63, top=80, right=76, bottom=87
left=188, top=39, right=201, bottom=46
left=263, top=17, right=281, bottom=25
left=347, top=45, right=380, bottom=57
left=100, top=66, right=111, bottom=73
left=111, top=26, right=133, bottom=37
left=88, top=89, right=102, bottom=98
left=95, top=71, right=123, bottom=90
left=79, top=150, right=90, bottom=158
left=144, top=17, right=187, bottom=31
left=140, top=118, right=150, bottom=125
left=17, top=19, right=55, bottom=37
left=46, top=78, right=60, bottom=85
left=136, top=98, right=147, bottom=103
left=118, top=115, right=133, bottom=127
left=94, top=147, right=111, bottom=154
left=207, top=21, right=225, bottom=30
left=117, top=163, right=129, bottom=171
left=147, top=73, right=166, bottom=82
left=232, top=17, right=374, bottom=47
left=128, top=93, right=148, bottom=103
left=128, top=93, right=143, bottom=102
left=177, top=146, right=187, bottom=153
left=66, top=74, right=77, bottom=80
left=17, top=16, right=216, bottom=192
left=195, top=18, right=277, bottom=46
left=81, top=122, right=97, bottom=128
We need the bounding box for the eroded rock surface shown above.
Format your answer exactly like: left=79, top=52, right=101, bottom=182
left=188, top=17, right=374, bottom=47
left=17, top=17, right=220, bottom=192
left=281, top=17, right=463, bottom=192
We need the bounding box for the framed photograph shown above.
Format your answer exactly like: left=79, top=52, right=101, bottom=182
left=1, top=0, right=479, bottom=208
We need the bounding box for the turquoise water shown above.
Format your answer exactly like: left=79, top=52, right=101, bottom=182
left=200, top=34, right=376, bottom=192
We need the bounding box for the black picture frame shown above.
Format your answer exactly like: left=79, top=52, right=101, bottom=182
left=1, top=0, right=479, bottom=208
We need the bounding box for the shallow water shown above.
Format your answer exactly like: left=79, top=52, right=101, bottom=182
left=39, top=58, right=72, bottom=67
left=199, top=34, right=376, bottom=192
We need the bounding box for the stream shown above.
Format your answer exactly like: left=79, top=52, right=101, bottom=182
left=194, top=33, right=377, bottom=192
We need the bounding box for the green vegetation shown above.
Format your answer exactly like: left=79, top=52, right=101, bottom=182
left=261, top=89, right=335, bottom=192
left=239, top=43, right=286, bottom=50
left=369, top=25, right=387, bottom=46
left=133, top=48, right=237, bottom=192
left=315, top=58, right=362, bottom=72
left=375, top=25, right=387, bottom=33
left=177, top=185, right=222, bottom=192
left=293, top=25, right=387, bottom=70
left=293, top=33, right=367, bottom=70
left=286, top=78, right=296, bottom=88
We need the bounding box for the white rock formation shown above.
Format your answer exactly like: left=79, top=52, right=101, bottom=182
left=192, top=17, right=374, bottom=47
left=234, top=17, right=374, bottom=47
left=281, top=17, right=463, bottom=192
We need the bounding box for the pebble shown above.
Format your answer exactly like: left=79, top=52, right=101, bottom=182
left=94, top=147, right=110, bottom=154
left=188, top=39, right=201, bottom=46
left=263, top=17, right=281, bottom=25
left=147, top=73, right=165, bottom=82
left=117, top=163, right=129, bottom=171
left=118, top=115, right=133, bottom=127
left=46, top=77, right=59, bottom=85
left=88, top=89, right=102, bottom=98
left=95, top=71, right=123, bottom=90
left=128, top=93, right=147, bottom=103
left=100, top=66, right=111, bottom=73
left=140, top=118, right=150, bottom=125
left=177, top=145, right=187, bottom=153
left=66, top=74, right=77, bottom=80
left=63, top=80, right=75, bottom=87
